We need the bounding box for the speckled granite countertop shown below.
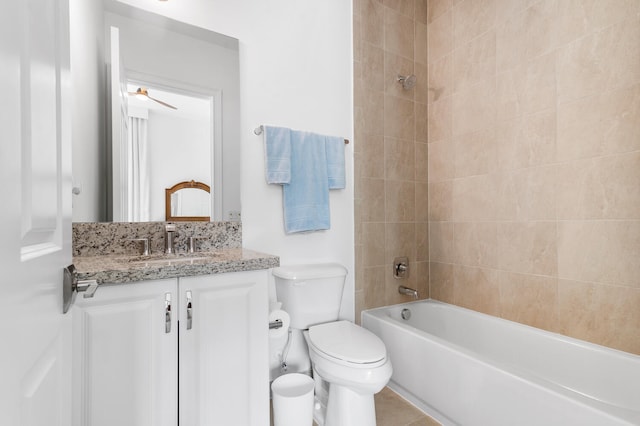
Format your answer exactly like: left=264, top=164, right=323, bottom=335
left=74, top=248, right=280, bottom=284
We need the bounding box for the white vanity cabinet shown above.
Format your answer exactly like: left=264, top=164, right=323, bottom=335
left=72, top=270, right=269, bottom=426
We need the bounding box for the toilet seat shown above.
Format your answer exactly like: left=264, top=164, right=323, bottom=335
left=307, top=321, right=386, bottom=366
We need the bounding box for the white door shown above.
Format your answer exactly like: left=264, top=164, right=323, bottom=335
left=72, top=280, right=178, bottom=426
left=0, top=0, right=73, bottom=425
left=179, top=271, right=270, bottom=426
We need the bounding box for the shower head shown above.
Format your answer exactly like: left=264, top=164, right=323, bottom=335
left=397, top=74, right=417, bottom=90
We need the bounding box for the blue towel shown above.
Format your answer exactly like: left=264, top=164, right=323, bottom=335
left=263, top=126, right=291, bottom=184
left=325, top=136, right=345, bottom=189
left=282, top=130, right=330, bottom=233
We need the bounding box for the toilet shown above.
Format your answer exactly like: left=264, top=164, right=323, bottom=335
left=273, top=263, right=392, bottom=426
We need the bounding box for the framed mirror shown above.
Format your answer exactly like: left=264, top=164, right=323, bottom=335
left=165, top=180, right=211, bottom=222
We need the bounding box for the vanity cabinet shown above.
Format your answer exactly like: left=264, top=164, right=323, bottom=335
left=72, top=270, right=269, bottom=426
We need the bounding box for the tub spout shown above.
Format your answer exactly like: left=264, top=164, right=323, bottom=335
left=398, top=285, right=419, bottom=299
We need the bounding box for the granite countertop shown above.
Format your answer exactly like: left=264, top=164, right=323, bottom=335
left=74, top=248, right=280, bottom=284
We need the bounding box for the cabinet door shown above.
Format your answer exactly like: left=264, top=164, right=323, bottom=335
left=72, top=279, right=178, bottom=426
left=179, top=270, right=269, bottom=426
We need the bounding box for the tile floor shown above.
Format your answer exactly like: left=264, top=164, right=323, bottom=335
left=271, top=386, right=441, bottom=426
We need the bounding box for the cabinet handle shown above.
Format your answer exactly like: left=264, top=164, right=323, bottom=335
left=186, top=290, right=193, bottom=330
left=165, top=293, right=172, bottom=334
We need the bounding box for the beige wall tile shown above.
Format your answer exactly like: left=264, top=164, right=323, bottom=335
left=453, top=222, right=499, bottom=268
left=452, top=174, right=499, bottom=221
left=385, top=222, right=418, bottom=264
left=558, top=279, right=640, bottom=355
left=384, top=95, right=415, bottom=140
left=453, top=128, right=496, bottom=178
left=428, top=54, right=452, bottom=103
left=354, top=290, right=365, bottom=325
left=498, top=271, right=558, bottom=332
left=363, top=222, right=386, bottom=267
left=360, top=133, right=385, bottom=179
left=383, top=0, right=415, bottom=16
left=415, top=103, right=429, bottom=143
left=522, top=0, right=557, bottom=59
left=360, top=177, right=386, bottom=222
left=385, top=8, right=415, bottom=60
left=496, top=53, right=556, bottom=121
left=427, top=96, right=452, bottom=142
left=557, top=84, right=640, bottom=162
left=414, top=62, right=430, bottom=104
left=415, top=142, right=429, bottom=181
left=428, top=10, right=453, bottom=62
left=558, top=221, right=640, bottom=288
left=428, top=181, right=453, bottom=221
left=497, top=221, right=558, bottom=276
left=415, top=261, right=430, bottom=299
left=453, top=0, right=497, bottom=48
left=364, top=266, right=388, bottom=309
left=429, top=221, right=454, bottom=263
left=556, top=152, right=640, bottom=220
left=427, top=0, right=453, bottom=24
left=415, top=0, right=429, bottom=24
left=556, top=0, right=640, bottom=46
left=452, top=79, right=497, bottom=136
left=385, top=180, right=416, bottom=221
left=557, top=17, right=640, bottom=103
left=453, top=30, right=496, bottom=93
left=496, top=7, right=527, bottom=71
left=429, top=261, right=455, bottom=303
left=385, top=137, right=416, bottom=180
left=454, top=265, right=501, bottom=316
left=427, top=139, right=454, bottom=182
left=496, top=110, right=556, bottom=169
left=416, top=222, right=429, bottom=261
left=361, top=43, right=385, bottom=91
left=497, top=165, right=557, bottom=221
left=415, top=21, right=429, bottom=65
left=355, top=86, right=384, bottom=135
left=415, top=182, right=429, bottom=222
left=361, top=0, right=385, bottom=47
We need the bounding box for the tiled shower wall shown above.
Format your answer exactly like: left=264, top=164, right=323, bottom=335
left=354, top=0, right=431, bottom=322
left=427, top=0, right=640, bottom=354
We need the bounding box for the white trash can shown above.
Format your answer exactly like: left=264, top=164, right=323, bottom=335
left=271, top=373, right=314, bottom=426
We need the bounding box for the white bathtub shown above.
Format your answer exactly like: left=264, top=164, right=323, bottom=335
left=362, top=300, right=640, bottom=426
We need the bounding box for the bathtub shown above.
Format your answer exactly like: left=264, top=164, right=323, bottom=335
left=362, top=300, right=640, bottom=426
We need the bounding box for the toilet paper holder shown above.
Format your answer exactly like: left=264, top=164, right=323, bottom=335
left=269, top=319, right=284, bottom=329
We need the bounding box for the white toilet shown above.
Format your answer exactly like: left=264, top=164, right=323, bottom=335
left=273, top=263, right=392, bottom=426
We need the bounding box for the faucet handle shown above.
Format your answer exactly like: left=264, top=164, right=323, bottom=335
left=129, top=238, right=151, bottom=256
left=188, top=236, right=204, bottom=253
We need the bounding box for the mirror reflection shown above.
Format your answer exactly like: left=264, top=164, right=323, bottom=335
left=166, top=181, right=211, bottom=222
left=120, top=83, right=212, bottom=222
left=105, top=1, right=240, bottom=221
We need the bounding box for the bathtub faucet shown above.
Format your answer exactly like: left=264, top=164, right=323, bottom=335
left=398, top=285, right=419, bottom=299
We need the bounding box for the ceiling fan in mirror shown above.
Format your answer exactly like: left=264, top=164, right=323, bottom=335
left=128, top=87, right=178, bottom=110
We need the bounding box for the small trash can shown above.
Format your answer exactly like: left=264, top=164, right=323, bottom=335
left=271, top=373, right=314, bottom=426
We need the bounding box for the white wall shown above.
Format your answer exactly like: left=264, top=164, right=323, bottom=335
left=116, top=0, right=355, bottom=319
left=69, top=0, right=107, bottom=222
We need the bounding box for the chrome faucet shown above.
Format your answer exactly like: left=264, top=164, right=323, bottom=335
left=398, top=285, right=419, bottom=299
left=164, top=224, right=177, bottom=254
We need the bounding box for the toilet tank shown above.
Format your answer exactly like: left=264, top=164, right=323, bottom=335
left=273, top=263, right=347, bottom=329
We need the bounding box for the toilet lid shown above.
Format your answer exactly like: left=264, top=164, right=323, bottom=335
left=308, top=321, right=386, bottom=364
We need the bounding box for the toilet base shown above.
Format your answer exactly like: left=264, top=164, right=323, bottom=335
left=316, top=383, right=376, bottom=426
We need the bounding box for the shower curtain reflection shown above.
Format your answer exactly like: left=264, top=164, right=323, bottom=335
left=126, top=115, right=150, bottom=222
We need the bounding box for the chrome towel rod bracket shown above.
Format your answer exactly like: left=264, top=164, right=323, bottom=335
left=254, top=125, right=349, bottom=144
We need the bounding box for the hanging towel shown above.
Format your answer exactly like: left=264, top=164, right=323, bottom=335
left=325, top=136, right=346, bottom=189
left=263, top=125, right=291, bottom=184
left=282, top=130, right=330, bottom=233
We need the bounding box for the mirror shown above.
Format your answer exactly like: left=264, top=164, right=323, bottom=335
left=166, top=180, right=211, bottom=222
left=105, top=0, right=240, bottom=222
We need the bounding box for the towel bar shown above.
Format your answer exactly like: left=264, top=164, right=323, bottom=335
left=254, top=125, right=349, bottom=144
